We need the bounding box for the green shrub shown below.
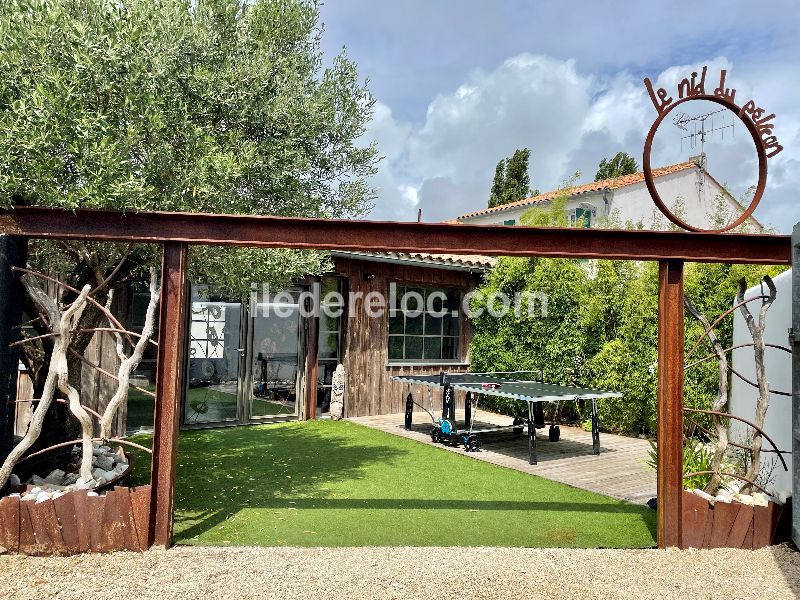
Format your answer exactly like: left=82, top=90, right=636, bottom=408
left=469, top=238, right=786, bottom=436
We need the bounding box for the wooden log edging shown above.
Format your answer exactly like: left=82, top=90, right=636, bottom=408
left=681, top=489, right=784, bottom=549
left=0, top=485, right=151, bottom=555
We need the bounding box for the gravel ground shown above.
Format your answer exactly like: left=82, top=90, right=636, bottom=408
left=1, top=544, right=798, bottom=599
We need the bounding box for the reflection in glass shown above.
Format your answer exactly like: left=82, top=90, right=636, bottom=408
left=317, top=277, right=343, bottom=414
left=185, top=287, right=242, bottom=423
left=251, top=302, right=301, bottom=418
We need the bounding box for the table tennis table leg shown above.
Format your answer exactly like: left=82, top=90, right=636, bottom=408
left=528, top=401, right=537, bottom=465
left=464, top=391, right=472, bottom=430
left=404, top=385, right=413, bottom=430
left=591, top=398, right=600, bottom=455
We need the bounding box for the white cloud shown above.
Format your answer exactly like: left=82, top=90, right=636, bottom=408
left=366, top=53, right=800, bottom=231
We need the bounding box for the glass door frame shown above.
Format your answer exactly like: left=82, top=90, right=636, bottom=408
left=181, top=283, right=312, bottom=430
left=242, top=288, right=308, bottom=423
left=181, top=286, right=248, bottom=429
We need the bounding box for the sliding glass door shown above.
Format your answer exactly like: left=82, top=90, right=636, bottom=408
left=249, top=293, right=303, bottom=419
left=183, top=285, right=308, bottom=427
left=185, top=286, right=244, bottom=425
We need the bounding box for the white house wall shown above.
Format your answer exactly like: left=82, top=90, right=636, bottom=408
left=461, top=167, right=760, bottom=232
left=609, top=170, right=738, bottom=230
left=730, top=268, right=792, bottom=498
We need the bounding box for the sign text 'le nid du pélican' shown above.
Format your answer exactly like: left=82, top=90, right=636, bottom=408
left=644, top=66, right=782, bottom=159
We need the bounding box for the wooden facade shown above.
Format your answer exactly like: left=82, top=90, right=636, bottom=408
left=331, top=255, right=482, bottom=418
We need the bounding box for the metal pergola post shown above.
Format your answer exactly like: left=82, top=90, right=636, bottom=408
left=657, top=259, right=685, bottom=548
left=149, top=242, right=189, bottom=548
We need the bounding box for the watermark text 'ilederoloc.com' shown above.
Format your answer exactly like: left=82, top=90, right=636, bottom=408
left=248, top=283, right=548, bottom=320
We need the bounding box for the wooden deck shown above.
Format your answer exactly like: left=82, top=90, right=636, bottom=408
left=349, top=409, right=657, bottom=504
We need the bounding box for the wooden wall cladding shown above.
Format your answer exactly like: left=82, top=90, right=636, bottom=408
left=332, top=256, right=479, bottom=418
left=680, top=489, right=784, bottom=549
left=0, top=485, right=151, bottom=555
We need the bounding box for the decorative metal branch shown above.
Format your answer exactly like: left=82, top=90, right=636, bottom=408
left=729, top=367, right=790, bottom=397
left=69, top=348, right=156, bottom=398
left=685, top=342, right=791, bottom=370
left=10, top=266, right=135, bottom=349
left=684, top=296, right=728, bottom=495
left=9, top=327, right=157, bottom=349
left=686, top=350, right=790, bottom=396
left=686, top=294, right=769, bottom=359
left=688, top=419, right=790, bottom=456
left=684, top=407, right=788, bottom=472
left=54, top=397, right=102, bottom=421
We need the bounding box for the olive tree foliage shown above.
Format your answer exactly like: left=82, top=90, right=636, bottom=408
left=469, top=180, right=786, bottom=435
left=0, top=0, right=378, bottom=442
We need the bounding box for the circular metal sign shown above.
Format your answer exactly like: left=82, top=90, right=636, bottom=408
left=643, top=94, right=767, bottom=233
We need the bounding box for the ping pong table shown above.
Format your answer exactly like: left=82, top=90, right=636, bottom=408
left=391, top=371, right=622, bottom=464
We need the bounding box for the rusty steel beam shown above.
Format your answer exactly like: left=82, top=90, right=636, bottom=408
left=657, top=259, right=685, bottom=549
left=0, top=207, right=789, bottom=265
left=149, top=242, right=188, bottom=548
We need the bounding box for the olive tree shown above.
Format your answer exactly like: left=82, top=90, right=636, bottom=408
left=0, top=0, right=378, bottom=447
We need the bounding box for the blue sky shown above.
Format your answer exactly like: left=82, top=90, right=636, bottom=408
left=319, top=1, right=800, bottom=231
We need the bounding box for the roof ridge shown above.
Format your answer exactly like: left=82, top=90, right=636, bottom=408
left=456, top=160, right=697, bottom=221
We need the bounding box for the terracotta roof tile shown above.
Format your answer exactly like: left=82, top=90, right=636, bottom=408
left=456, top=161, right=697, bottom=221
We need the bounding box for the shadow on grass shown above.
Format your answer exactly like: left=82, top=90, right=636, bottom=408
left=174, top=497, right=656, bottom=542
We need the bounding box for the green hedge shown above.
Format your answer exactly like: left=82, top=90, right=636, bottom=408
left=469, top=257, right=786, bottom=436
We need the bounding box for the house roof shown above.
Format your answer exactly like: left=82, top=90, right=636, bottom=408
left=331, top=250, right=496, bottom=272
left=456, top=161, right=698, bottom=221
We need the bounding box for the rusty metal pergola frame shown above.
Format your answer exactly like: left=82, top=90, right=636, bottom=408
left=0, top=206, right=791, bottom=549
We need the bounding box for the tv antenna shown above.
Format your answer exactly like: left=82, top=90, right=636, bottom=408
left=672, top=107, right=735, bottom=196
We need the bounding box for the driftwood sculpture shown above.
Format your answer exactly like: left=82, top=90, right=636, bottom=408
left=736, top=276, right=776, bottom=493
left=0, top=267, right=160, bottom=492
left=684, top=295, right=729, bottom=496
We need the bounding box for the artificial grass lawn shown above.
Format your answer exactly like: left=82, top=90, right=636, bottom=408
left=129, top=420, right=656, bottom=548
